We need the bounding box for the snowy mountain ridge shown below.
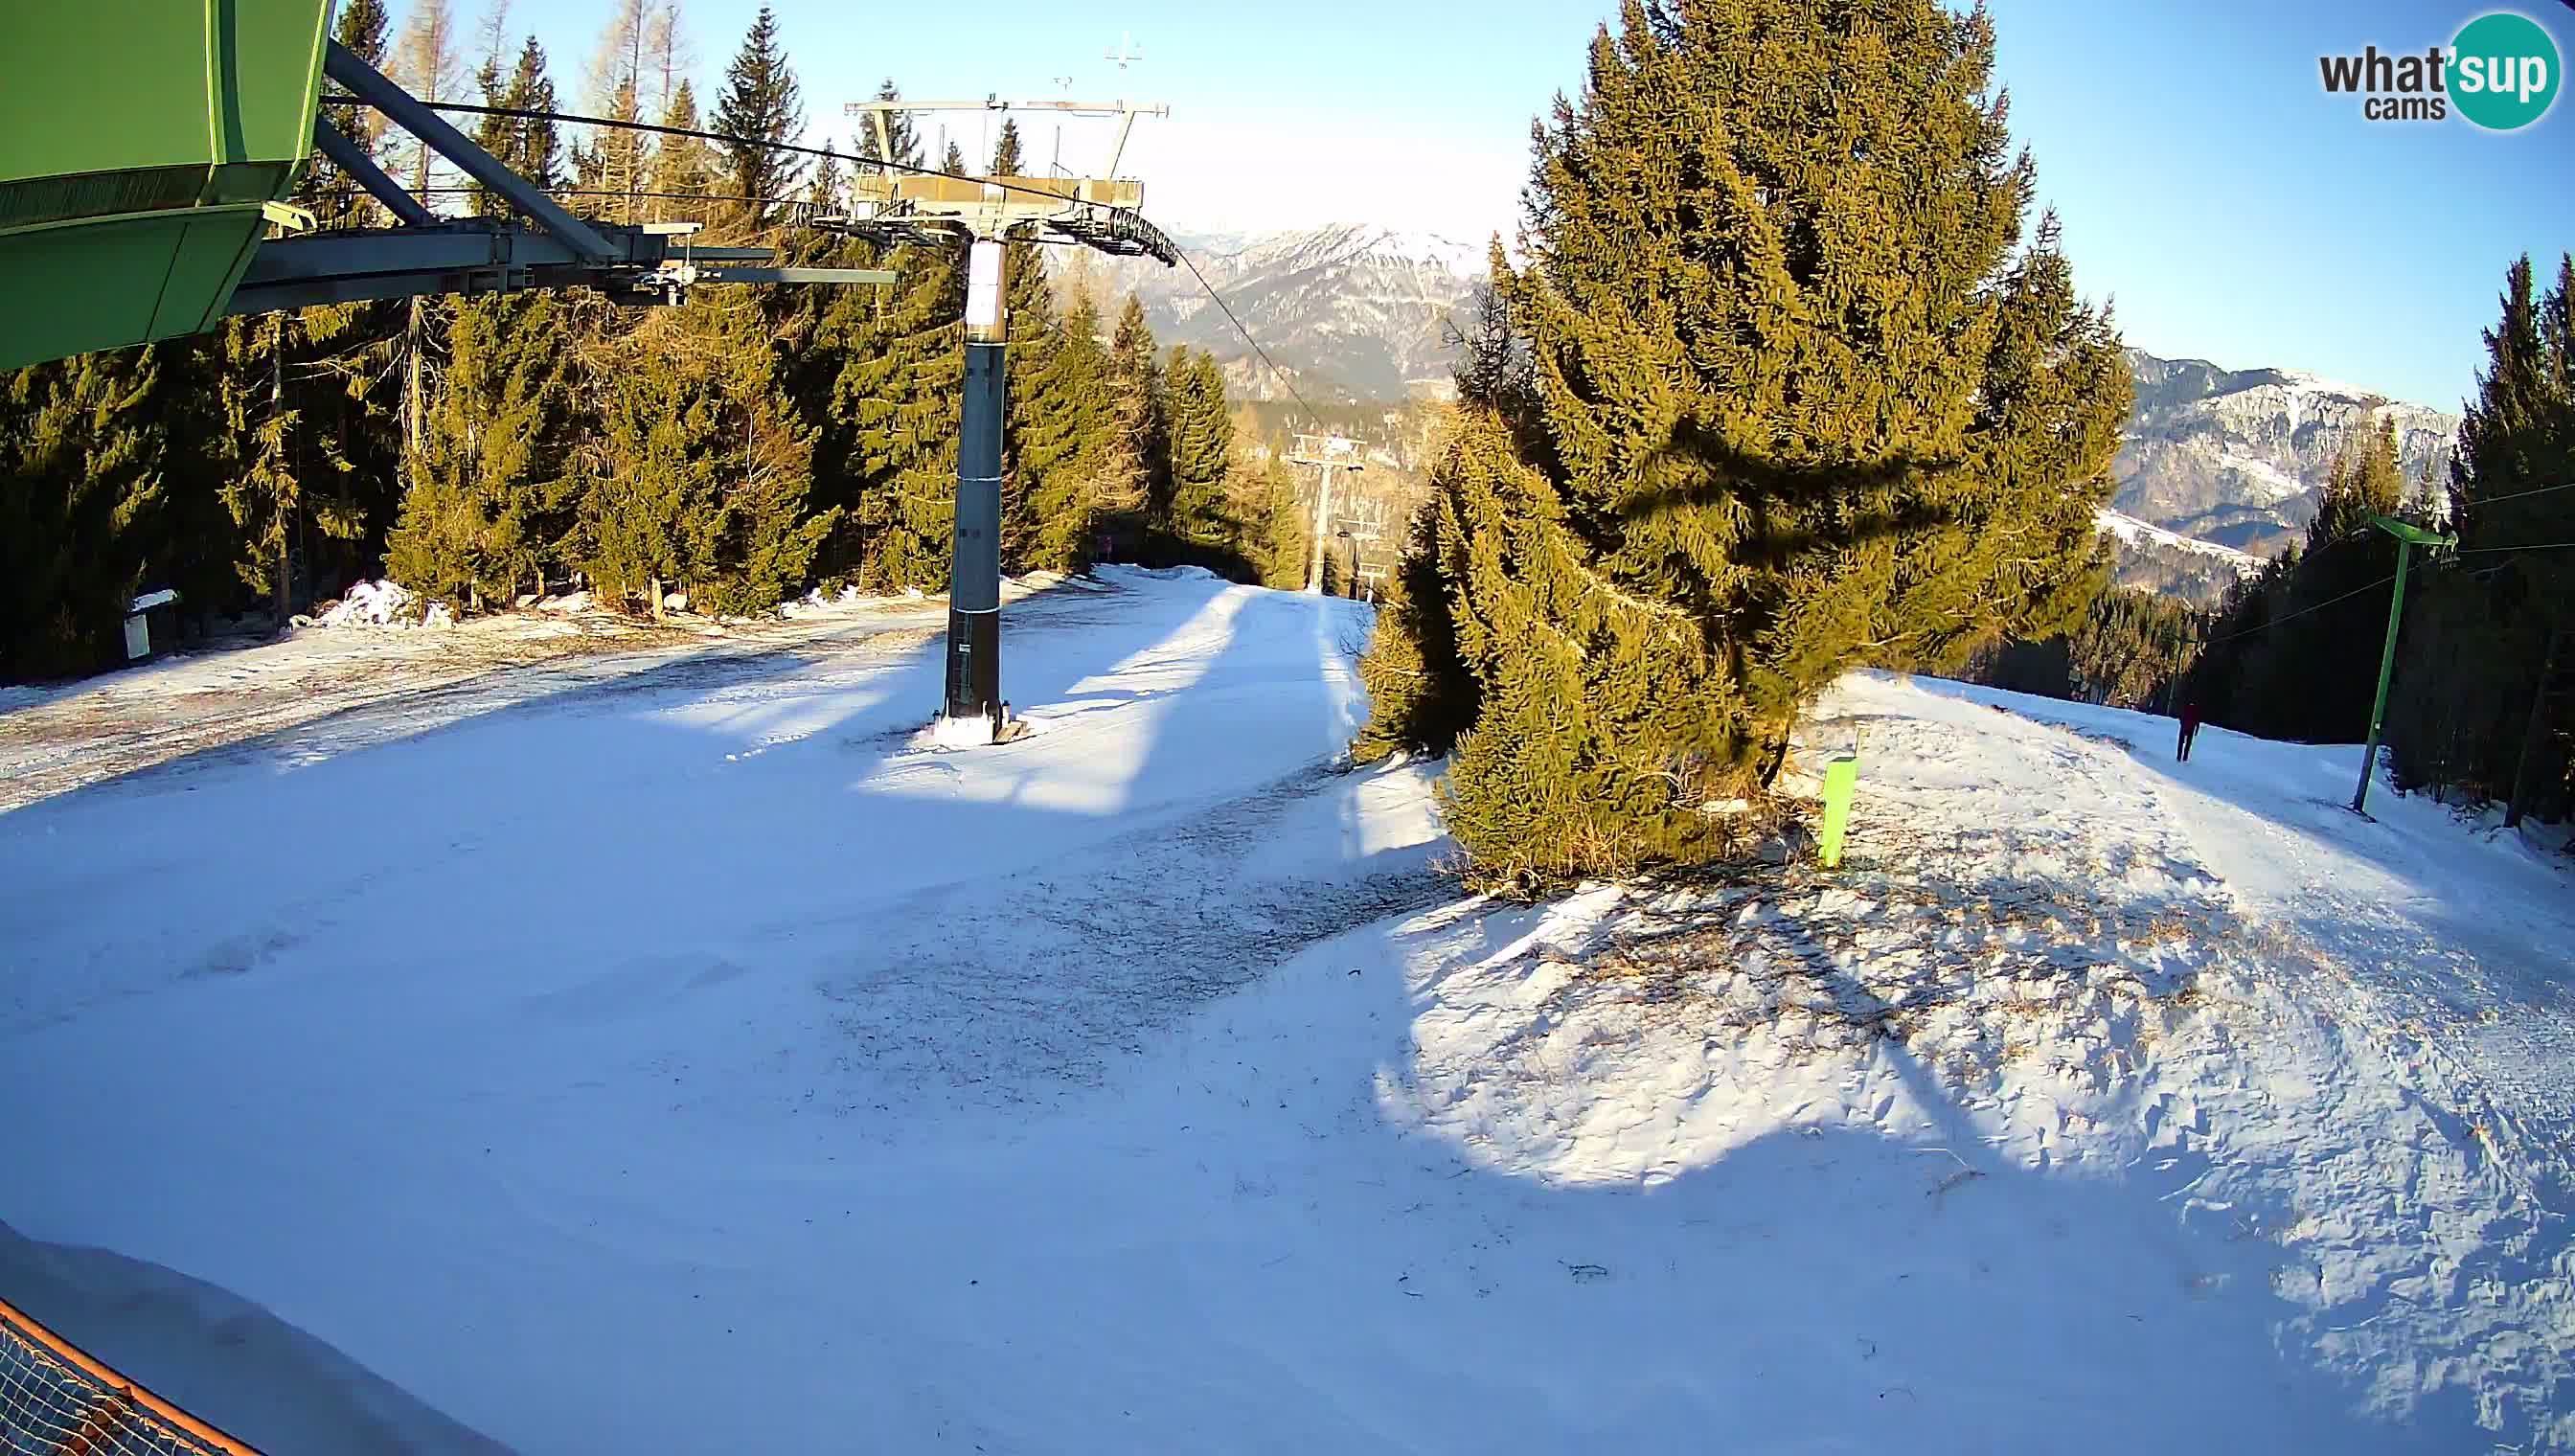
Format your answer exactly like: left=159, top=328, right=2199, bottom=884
left=2094, top=508, right=2263, bottom=574
left=2114, top=349, right=2461, bottom=560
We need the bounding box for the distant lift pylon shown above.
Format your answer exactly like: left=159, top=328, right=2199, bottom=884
left=832, top=93, right=1179, bottom=747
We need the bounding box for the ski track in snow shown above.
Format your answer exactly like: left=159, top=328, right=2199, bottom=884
left=3, top=578, right=2571, bottom=1453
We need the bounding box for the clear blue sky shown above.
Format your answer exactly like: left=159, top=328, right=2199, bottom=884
left=482, top=0, right=2573, bottom=409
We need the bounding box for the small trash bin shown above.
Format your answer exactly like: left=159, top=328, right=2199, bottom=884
left=122, top=588, right=179, bottom=662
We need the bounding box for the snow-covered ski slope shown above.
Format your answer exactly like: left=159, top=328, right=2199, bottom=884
left=2, top=568, right=2569, bottom=1453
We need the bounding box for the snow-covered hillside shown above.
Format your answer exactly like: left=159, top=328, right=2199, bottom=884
left=2095, top=507, right=2263, bottom=570
left=3, top=572, right=2569, bottom=1453
left=2117, top=350, right=2461, bottom=556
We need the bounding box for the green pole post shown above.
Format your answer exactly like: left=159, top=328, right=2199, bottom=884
left=2351, top=539, right=2414, bottom=816
left=1818, top=754, right=1860, bottom=868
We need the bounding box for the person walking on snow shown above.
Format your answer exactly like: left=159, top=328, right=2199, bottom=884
left=2176, top=701, right=2202, bottom=762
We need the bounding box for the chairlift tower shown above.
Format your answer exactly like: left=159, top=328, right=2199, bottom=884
left=833, top=91, right=1177, bottom=746
left=1288, top=434, right=1366, bottom=595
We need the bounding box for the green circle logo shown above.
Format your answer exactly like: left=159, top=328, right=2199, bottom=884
left=2451, top=11, right=2561, bottom=129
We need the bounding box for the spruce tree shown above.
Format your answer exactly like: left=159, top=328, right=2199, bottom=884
left=990, top=118, right=1025, bottom=176
left=173, top=314, right=365, bottom=624
left=1017, top=290, right=1112, bottom=573
left=0, top=349, right=172, bottom=679
left=1351, top=496, right=1479, bottom=762
left=2392, top=252, right=2575, bottom=821
left=808, top=144, right=845, bottom=212
left=1394, top=0, right=2130, bottom=884
left=387, top=291, right=572, bottom=610
left=713, top=7, right=805, bottom=231
left=996, top=231, right=1060, bottom=572
left=943, top=141, right=967, bottom=176
left=306, top=0, right=395, bottom=226
left=825, top=247, right=963, bottom=588
left=854, top=79, right=922, bottom=172
left=1162, top=348, right=1239, bottom=558
left=1256, top=455, right=1310, bottom=590
left=578, top=293, right=835, bottom=615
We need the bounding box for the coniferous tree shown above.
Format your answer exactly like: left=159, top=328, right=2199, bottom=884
left=807, top=144, right=845, bottom=212
left=575, top=0, right=655, bottom=225
left=943, top=141, right=967, bottom=176
left=713, top=7, right=805, bottom=232
left=1255, top=454, right=1310, bottom=590
left=1097, top=293, right=1165, bottom=557
left=1017, top=291, right=1112, bottom=573
left=1351, top=495, right=1479, bottom=762
left=2213, top=421, right=2416, bottom=741
left=1162, top=348, right=1238, bottom=558
left=171, top=314, right=368, bottom=625
left=649, top=79, right=716, bottom=212
left=0, top=349, right=175, bottom=678
left=387, top=291, right=573, bottom=610
left=995, top=230, right=1062, bottom=572
left=307, top=0, right=397, bottom=227
left=395, top=0, right=467, bottom=200
left=577, top=294, right=834, bottom=615
left=990, top=118, right=1025, bottom=176
left=470, top=33, right=563, bottom=215
left=825, top=246, right=963, bottom=588
left=1387, top=0, right=2130, bottom=885
left=2386, top=253, right=2575, bottom=820
left=854, top=79, right=921, bottom=174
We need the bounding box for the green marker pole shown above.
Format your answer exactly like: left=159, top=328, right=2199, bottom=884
left=2351, top=515, right=2455, bottom=816
left=1818, top=754, right=1859, bottom=869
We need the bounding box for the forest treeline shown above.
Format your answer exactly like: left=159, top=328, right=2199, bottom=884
left=0, top=0, right=1310, bottom=681
left=1957, top=254, right=2575, bottom=828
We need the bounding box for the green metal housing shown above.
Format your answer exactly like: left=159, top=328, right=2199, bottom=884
left=0, top=0, right=333, bottom=371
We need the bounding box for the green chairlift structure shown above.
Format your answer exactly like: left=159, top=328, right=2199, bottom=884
left=3, top=2, right=1185, bottom=754
left=0, top=0, right=891, bottom=374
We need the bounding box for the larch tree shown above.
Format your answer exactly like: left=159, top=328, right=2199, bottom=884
left=1096, top=293, right=1165, bottom=556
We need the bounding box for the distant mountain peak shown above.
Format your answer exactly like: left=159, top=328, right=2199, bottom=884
left=2105, top=347, right=2461, bottom=601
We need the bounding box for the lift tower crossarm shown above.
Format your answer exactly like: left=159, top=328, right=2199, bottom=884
left=310, top=115, right=439, bottom=229
left=843, top=99, right=1170, bottom=177
left=323, top=39, right=618, bottom=261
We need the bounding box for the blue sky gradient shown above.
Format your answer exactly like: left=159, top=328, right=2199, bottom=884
left=483, top=0, right=2574, bottom=408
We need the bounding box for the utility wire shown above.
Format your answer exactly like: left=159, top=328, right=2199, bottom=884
left=2456, top=538, right=2575, bottom=555
left=2460, top=479, right=2575, bottom=508
left=1168, top=243, right=1325, bottom=430
left=2195, top=540, right=2575, bottom=649
left=2199, top=571, right=2400, bottom=647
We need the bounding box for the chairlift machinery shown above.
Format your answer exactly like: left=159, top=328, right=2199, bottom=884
left=0, top=2, right=895, bottom=372
left=2, top=2, right=1186, bottom=754
left=830, top=92, right=1180, bottom=746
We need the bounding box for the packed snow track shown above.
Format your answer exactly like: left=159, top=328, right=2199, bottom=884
left=3, top=571, right=2569, bottom=1453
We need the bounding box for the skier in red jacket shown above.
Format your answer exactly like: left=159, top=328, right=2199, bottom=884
left=2176, top=701, right=2202, bottom=762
